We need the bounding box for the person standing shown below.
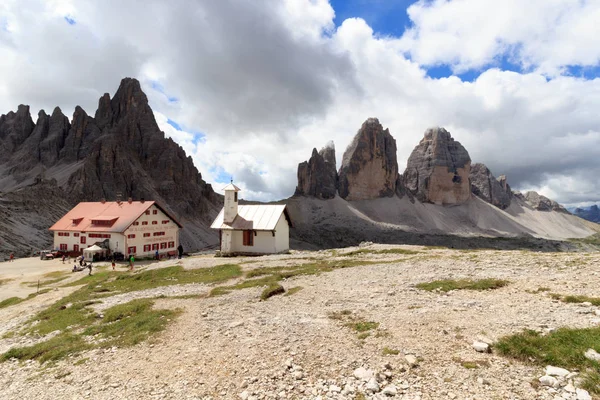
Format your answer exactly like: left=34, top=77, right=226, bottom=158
left=177, top=244, right=183, bottom=259
left=111, top=255, right=116, bottom=271
left=9, top=253, right=14, bottom=262
left=155, top=249, right=159, bottom=261
left=129, top=254, right=135, bottom=271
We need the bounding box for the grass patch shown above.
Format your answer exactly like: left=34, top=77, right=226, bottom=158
left=357, top=332, right=370, bottom=340
left=83, top=299, right=180, bottom=348
left=24, top=264, right=240, bottom=337
left=562, top=295, right=600, bottom=307
left=210, top=258, right=389, bottom=299
left=260, top=284, right=285, bottom=301
left=382, top=347, right=400, bottom=355
left=2, top=333, right=90, bottom=364
left=3, top=299, right=180, bottom=364
left=284, top=286, right=303, bottom=296
left=495, top=327, right=600, bottom=394
left=73, top=357, right=88, bottom=366
left=345, top=321, right=379, bottom=333
left=546, top=292, right=600, bottom=306
left=0, top=289, right=52, bottom=309
left=0, top=278, right=14, bottom=286
left=415, top=278, right=509, bottom=292
left=452, top=357, right=491, bottom=369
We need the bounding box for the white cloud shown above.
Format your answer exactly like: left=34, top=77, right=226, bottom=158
left=399, top=0, right=600, bottom=76
left=1, top=0, right=599, bottom=207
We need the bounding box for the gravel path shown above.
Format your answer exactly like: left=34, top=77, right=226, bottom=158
left=0, top=245, right=599, bottom=399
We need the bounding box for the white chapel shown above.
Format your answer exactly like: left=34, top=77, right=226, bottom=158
left=210, top=183, right=292, bottom=256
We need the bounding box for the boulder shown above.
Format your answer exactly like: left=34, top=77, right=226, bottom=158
left=295, top=141, right=338, bottom=199
left=470, top=163, right=511, bottom=209
left=338, top=118, right=398, bottom=200
left=403, top=127, right=471, bottom=205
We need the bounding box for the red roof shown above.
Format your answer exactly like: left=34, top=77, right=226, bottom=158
left=49, top=201, right=182, bottom=233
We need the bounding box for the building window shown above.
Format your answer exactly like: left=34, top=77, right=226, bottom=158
left=127, top=234, right=135, bottom=239
left=152, top=243, right=159, bottom=251
left=234, top=192, right=238, bottom=202
left=128, top=246, right=136, bottom=254
left=145, top=210, right=150, bottom=215
left=74, top=233, right=79, bottom=237
left=162, top=220, right=169, bottom=224
left=153, top=232, right=165, bottom=236
left=142, top=221, right=148, bottom=225
left=134, top=222, right=139, bottom=226
left=143, top=244, right=151, bottom=252
left=143, top=233, right=150, bottom=237
left=58, top=232, right=70, bottom=237
left=152, top=221, right=157, bottom=225
left=168, top=241, right=175, bottom=248
left=59, top=244, right=67, bottom=251
left=88, top=233, right=112, bottom=238
left=160, top=242, right=167, bottom=249
left=73, top=245, right=79, bottom=252
left=80, top=236, right=86, bottom=244
left=152, top=210, right=158, bottom=215
left=243, top=230, right=254, bottom=246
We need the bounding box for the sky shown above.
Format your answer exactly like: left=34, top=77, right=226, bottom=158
left=1, top=0, right=599, bottom=207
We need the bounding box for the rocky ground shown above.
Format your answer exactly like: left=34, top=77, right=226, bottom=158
left=0, top=244, right=599, bottom=400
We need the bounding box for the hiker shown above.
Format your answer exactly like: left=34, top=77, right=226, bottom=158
left=87, top=262, right=93, bottom=276
left=111, top=255, right=116, bottom=271
left=79, top=255, right=84, bottom=266
left=129, top=254, right=135, bottom=271
left=9, top=253, right=14, bottom=262
left=155, top=249, right=159, bottom=261
left=177, top=244, right=183, bottom=259
left=62, top=254, right=66, bottom=264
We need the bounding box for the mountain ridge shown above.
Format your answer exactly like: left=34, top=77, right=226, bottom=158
left=0, top=78, right=221, bottom=258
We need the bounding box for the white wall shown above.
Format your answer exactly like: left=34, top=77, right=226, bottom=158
left=223, top=190, right=238, bottom=223
left=53, top=232, right=125, bottom=253
left=223, top=214, right=289, bottom=255
left=123, top=204, right=179, bottom=256
left=274, top=214, right=290, bottom=253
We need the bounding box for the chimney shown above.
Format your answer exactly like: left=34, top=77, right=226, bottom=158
left=100, top=198, right=106, bottom=204
left=128, top=197, right=133, bottom=204
left=141, top=197, right=145, bottom=204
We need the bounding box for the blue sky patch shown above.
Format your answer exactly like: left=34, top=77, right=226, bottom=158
left=330, top=0, right=415, bottom=37
left=566, top=65, right=600, bottom=80
left=64, top=16, right=76, bottom=25
left=167, top=118, right=182, bottom=131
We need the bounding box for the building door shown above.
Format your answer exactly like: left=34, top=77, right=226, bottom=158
left=73, top=245, right=79, bottom=252
left=80, top=236, right=86, bottom=244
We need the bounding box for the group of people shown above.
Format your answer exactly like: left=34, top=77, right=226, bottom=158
left=72, top=254, right=93, bottom=275
left=62, top=244, right=185, bottom=275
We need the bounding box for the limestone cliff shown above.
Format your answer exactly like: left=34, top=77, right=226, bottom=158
left=295, top=142, right=338, bottom=199
left=470, top=163, right=512, bottom=209
left=403, top=127, right=471, bottom=205
left=338, top=118, right=398, bottom=201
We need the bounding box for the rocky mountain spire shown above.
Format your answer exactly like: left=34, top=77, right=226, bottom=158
left=338, top=118, right=398, bottom=200
left=403, top=127, right=471, bottom=205
left=470, top=163, right=512, bottom=209
left=295, top=142, right=338, bottom=199
left=0, top=105, right=35, bottom=160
